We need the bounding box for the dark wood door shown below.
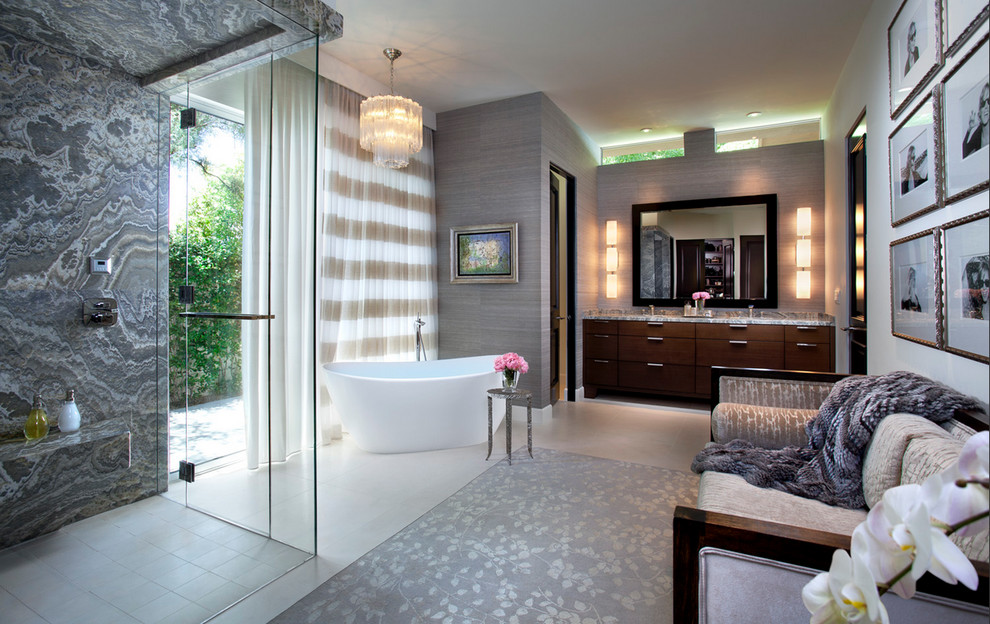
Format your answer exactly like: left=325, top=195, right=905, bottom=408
left=739, top=235, right=765, bottom=298
left=675, top=239, right=703, bottom=298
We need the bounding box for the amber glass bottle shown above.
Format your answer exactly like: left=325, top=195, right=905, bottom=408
left=24, top=394, right=49, bottom=440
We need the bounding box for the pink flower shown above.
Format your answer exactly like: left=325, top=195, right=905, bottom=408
left=494, top=352, right=528, bottom=373
left=692, top=291, right=711, bottom=300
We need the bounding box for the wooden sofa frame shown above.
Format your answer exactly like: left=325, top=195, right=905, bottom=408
left=673, top=366, right=989, bottom=624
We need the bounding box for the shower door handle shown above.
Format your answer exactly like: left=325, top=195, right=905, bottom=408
left=179, top=312, right=275, bottom=320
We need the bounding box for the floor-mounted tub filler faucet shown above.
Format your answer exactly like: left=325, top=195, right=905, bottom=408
left=415, top=316, right=427, bottom=361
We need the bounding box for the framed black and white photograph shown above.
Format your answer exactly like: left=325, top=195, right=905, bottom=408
left=891, top=229, right=942, bottom=347
left=890, top=95, right=940, bottom=225
left=942, top=0, right=989, bottom=57
left=941, top=206, right=989, bottom=362
left=449, top=222, right=518, bottom=284
left=889, top=0, right=942, bottom=118
left=939, top=34, right=990, bottom=203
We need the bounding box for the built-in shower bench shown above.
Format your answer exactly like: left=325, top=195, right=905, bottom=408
left=0, top=418, right=131, bottom=548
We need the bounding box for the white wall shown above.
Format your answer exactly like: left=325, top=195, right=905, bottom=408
left=823, top=0, right=989, bottom=403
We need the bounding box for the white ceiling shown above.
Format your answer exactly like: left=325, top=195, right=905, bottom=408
left=321, top=0, right=874, bottom=149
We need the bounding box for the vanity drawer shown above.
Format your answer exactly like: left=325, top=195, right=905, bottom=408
left=696, top=338, right=785, bottom=369
left=584, top=358, right=617, bottom=386
left=785, top=325, right=832, bottom=343
left=617, top=335, right=695, bottom=364
left=618, top=362, right=695, bottom=393
left=619, top=321, right=695, bottom=338
left=584, top=319, right=618, bottom=334
left=785, top=341, right=832, bottom=372
left=696, top=323, right=784, bottom=342
left=585, top=332, right=617, bottom=359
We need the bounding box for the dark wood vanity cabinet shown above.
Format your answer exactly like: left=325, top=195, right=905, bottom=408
left=584, top=320, right=619, bottom=387
left=583, top=318, right=834, bottom=400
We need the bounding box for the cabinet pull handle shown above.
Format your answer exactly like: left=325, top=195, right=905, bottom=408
left=796, top=326, right=815, bottom=331
left=647, top=362, right=664, bottom=367
left=593, top=320, right=610, bottom=324
left=593, top=359, right=610, bottom=363
left=647, top=337, right=664, bottom=342
left=796, top=343, right=817, bottom=348
left=729, top=340, right=748, bottom=345
left=594, top=334, right=611, bottom=338
left=647, top=322, right=664, bottom=326
left=729, top=324, right=748, bottom=329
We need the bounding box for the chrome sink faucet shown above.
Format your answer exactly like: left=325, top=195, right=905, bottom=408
left=649, top=305, right=655, bottom=315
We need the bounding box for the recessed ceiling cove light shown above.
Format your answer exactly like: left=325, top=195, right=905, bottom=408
left=746, top=111, right=762, bottom=118
left=640, top=127, right=652, bottom=133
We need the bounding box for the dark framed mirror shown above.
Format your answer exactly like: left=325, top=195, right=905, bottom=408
left=632, top=194, right=778, bottom=308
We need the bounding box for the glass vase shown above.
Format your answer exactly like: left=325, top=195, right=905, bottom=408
left=502, top=370, right=520, bottom=390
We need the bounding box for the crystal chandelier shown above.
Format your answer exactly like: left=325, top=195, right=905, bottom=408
left=359, top=48, right=423, bottom=169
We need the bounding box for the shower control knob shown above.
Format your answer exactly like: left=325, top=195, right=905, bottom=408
left=83, top=298, right=118, bottom=327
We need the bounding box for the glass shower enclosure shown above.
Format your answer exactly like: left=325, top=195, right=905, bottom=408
left=162, top=16, right=323, bottom=556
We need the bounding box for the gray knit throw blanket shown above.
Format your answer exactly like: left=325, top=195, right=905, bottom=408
left=691, top=371, right=985, bottom=509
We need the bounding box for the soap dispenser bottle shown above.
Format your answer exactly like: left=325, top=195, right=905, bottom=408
left=59, top=389, right=81, bottom=432
left=24, top=394, right=49, bottom=440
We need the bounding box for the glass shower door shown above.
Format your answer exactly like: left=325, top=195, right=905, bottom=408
left=167, top=51, right=318, bottom=554
left=168, top=67, right=273, bottom=539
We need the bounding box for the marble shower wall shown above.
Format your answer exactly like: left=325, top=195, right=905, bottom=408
left=0, top=26, right=168, bottom=517
left=0, top=0, right=340, bottom=547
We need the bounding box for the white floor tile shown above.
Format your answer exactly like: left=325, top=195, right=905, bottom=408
left=128, top=590, right=191, bottom=624
left=172, top=571, right=229, bottom=603
left=0, top=398, right=708, bottom=624
left=0, top=587, right=46, bottom=624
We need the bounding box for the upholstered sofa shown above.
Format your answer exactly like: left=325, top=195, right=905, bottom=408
left=672, top=367, right=989, bottom=623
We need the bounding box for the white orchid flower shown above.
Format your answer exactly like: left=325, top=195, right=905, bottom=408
left=861, top=484, right=933, bottom=598
left=802, top=538, right=889, bottom=624
left=922, top=431, right=989, bottom=538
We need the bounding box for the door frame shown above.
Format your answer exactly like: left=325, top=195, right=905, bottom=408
left=845, top=110, right=868, bottom=374
left=550, top=163, right=577, bottom=402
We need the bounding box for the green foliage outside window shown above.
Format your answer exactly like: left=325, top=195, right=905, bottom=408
left=168, top=105, right=246, bottom=408
left=602, top=148, right=685, bottom=165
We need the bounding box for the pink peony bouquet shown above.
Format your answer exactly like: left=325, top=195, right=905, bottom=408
left=692, top=291, right=711, bottom=301
left=494, top=352, right=529, bottom=373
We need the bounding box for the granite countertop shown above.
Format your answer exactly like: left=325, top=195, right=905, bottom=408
left=583, top=308, right=834, bottom=326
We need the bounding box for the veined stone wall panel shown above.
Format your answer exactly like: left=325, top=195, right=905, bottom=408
left=0, top=28, right=165, bottom=543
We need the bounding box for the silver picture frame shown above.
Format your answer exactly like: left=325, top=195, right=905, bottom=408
left=889, top=94, right=941, bottom=225
left=941, top=205, right=989, bottom=362
left=449, top=222, right=519, bottom=284
left=890, top=228, right=942, bottom=348
left=889, top=0, right=943, bottom=118
left=938, top=33, right=990, bottom=204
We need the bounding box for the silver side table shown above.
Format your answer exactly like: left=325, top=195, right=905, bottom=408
left=486, top=388, right=533, bottom=464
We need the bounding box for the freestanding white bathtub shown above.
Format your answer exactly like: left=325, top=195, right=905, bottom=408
left=321, top=355, right=504, bottom=453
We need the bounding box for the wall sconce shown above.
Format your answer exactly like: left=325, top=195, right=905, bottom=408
left=795, top=207, right=811, bottom=298
left=605, top=220, right=618, bottom=298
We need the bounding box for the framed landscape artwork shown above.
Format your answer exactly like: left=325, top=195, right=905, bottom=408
left=890, top=229, right=942, bottom=348
left=889, top=0, right=942, bottom=118
left=450, top=223, right=518, bottom=284
left=939, top=33, right=989, bottom=203
left=942, top=0, right=990, bottom=56
left=889, top=95, right=940, bottom=225
left=941, top=206, right=989, bottom=362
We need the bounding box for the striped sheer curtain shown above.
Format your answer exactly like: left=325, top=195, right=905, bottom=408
left=317, top=80, right=438, bottom=443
